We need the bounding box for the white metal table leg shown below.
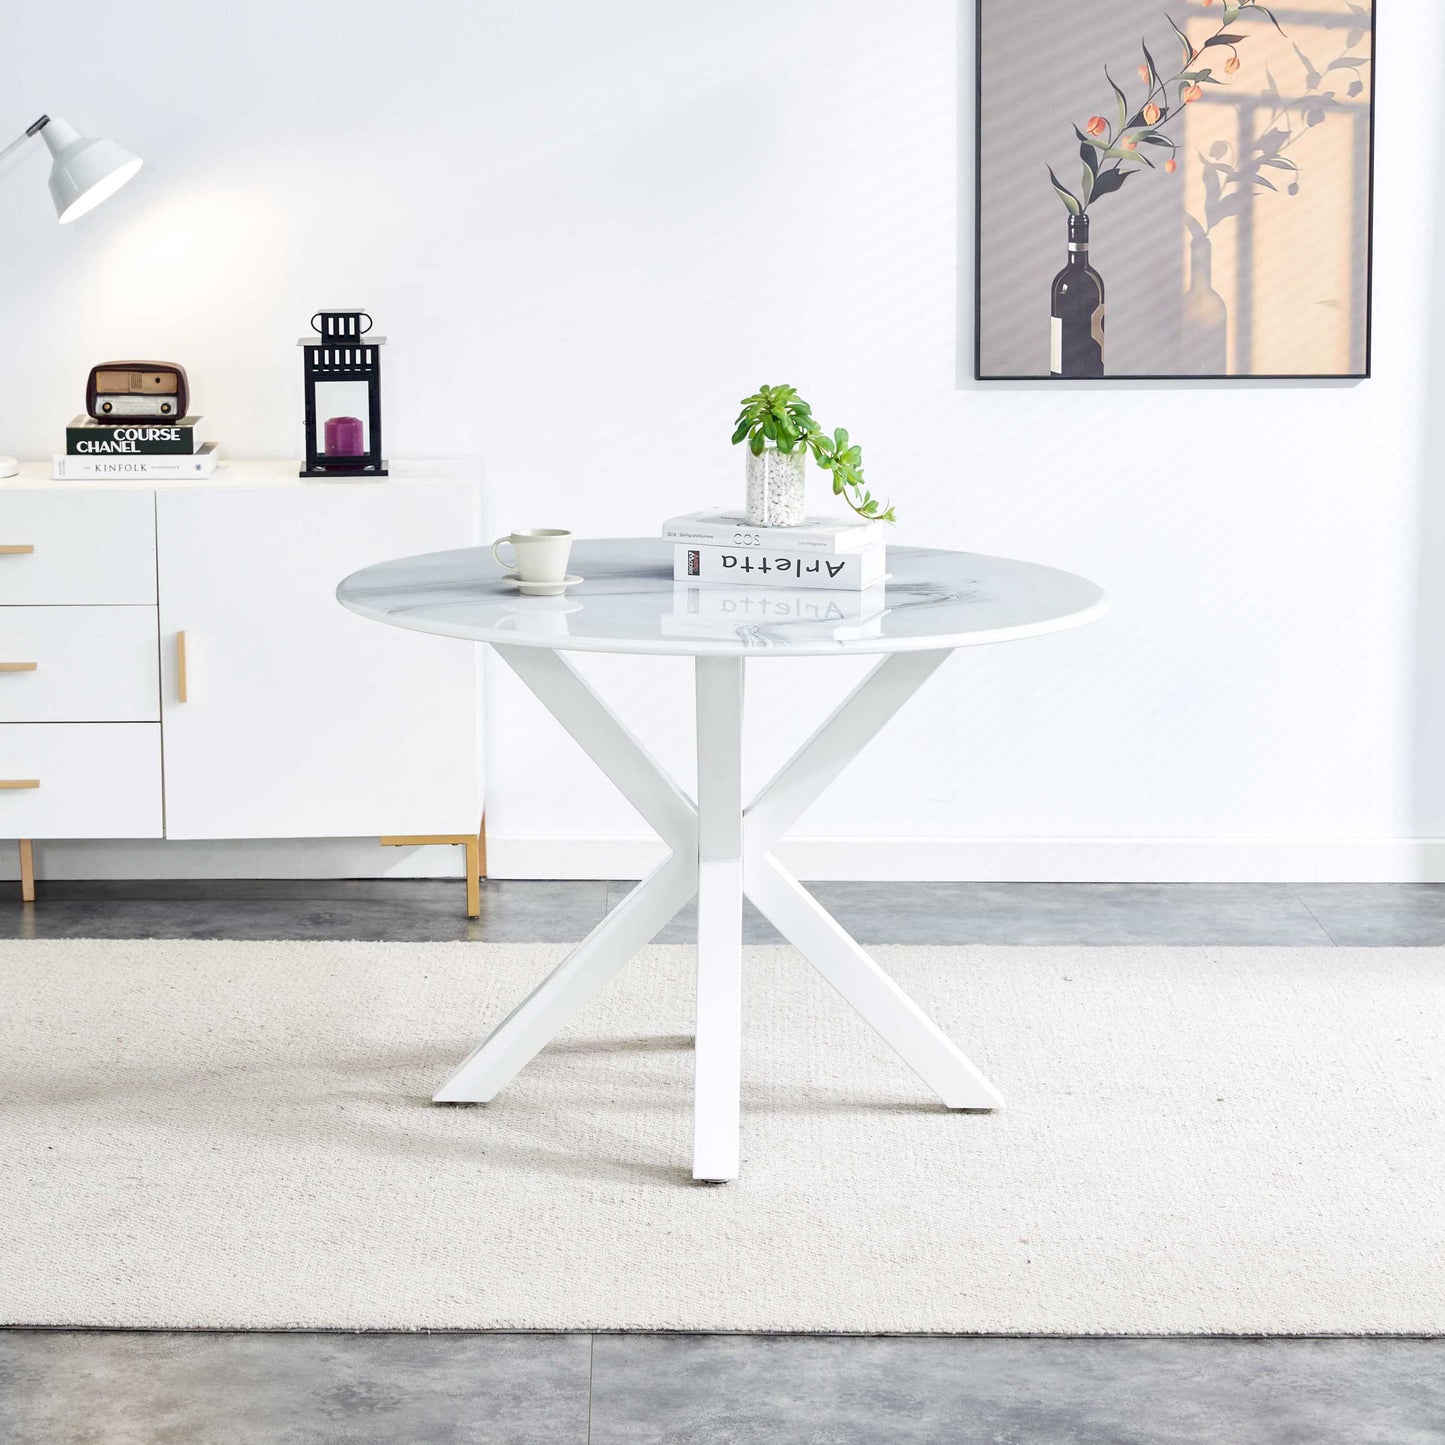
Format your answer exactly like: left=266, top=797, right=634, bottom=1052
left=745, top=855, right=1004, bottom=1110
left=692, top=657, right=745, bottom=1181
left=433, top=645, right=700, bottom=1103
left=742, top=649, right=1004, bottom=1111
left=433, top=851, right=697, bottom=1102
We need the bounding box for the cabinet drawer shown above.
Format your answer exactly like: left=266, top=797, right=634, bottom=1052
left=0, top=490, right=156, bottom=604
left=0, top=607, right=159, bottom=722
left=0, top=724, right=162, bottom=838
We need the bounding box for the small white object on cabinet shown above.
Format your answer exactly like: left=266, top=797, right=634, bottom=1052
left=0, top=461, right=483, bottom=910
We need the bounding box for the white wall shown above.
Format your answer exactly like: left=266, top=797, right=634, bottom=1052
left=2, top=0, right=1440, bottom=882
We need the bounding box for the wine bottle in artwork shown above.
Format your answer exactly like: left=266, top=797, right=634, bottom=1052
left=1050, top=213, right=1105, bottom=378
left=1181, top=231, right=1229, bottom=375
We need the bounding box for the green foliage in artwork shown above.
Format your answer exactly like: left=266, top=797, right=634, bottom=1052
left=1045, top=0, right=1335, bottom=216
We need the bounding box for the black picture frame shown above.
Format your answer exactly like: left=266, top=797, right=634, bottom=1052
left=972, top=0, right=1376, bottom=382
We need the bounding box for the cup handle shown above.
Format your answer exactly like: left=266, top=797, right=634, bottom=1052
left=492, top=537, right=515, bottom=572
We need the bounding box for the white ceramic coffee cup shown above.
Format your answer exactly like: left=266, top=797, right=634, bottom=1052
left=492, top=528, right=572, bottom=583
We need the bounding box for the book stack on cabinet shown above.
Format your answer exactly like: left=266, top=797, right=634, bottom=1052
left=661, top=508, right=889, bottom=641
left=54, top=417, right=219, bottom=480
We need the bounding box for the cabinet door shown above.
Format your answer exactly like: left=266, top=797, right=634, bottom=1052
left=156, top=483, right=479, bottom=839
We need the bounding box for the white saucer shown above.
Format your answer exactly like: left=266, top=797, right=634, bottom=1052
left=502, top=573, right=584, bottom=597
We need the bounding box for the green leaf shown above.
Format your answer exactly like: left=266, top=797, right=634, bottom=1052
left=731, top=420, right=752, bottom=446
left=1104, top=140, right=1153, bottom=167
left=1139, top=133, right=1176, bottom=148
left=1166, top=13, right=1194, bottom=65
left=1089, top=168, right=1134, bottom=200
left=1223, top=2, right=1240, bottom=21
left=1203, top=33, right=1246, bottom=46
left=1047, top=164, right=1082, bottom=214
left=749, top=434, right=765, bottom=457
left=1104, top=65, right=1128, bottom=134
left=1251, top=4, right=1287, bottom=37
left=834, top=428, right=849, bottom=449
left=1141, top=40, right=1160, bottom=88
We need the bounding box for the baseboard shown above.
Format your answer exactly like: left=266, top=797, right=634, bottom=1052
left=488, top=834, right=1445, bottom=884
left=6, top=834, right=1445, bottom=884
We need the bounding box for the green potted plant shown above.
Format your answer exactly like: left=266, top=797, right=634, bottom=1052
left=731, top=384, right=896, bottom=528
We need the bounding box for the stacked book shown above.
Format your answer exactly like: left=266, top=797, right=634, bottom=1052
left=662, top=508, right=888, bottom=591
left=53, top=416, right=219, bottom=480
left=662, top=507, right=889, bottom=641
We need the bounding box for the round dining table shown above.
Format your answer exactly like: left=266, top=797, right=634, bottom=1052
left=338, top=538, right=1107, bottom=1182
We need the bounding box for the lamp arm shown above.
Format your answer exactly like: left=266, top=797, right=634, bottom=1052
left=0, top=116, right=50, bottom=167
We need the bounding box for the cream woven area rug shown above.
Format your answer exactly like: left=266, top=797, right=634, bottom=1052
left=1, top=939, right=1441, bottom=1333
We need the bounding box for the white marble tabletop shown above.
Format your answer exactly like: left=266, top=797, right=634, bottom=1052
left=336, top=539, right=1107, bottom=657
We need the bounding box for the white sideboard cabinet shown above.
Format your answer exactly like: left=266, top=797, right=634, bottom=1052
left=0, top=460, right=483, bottom=911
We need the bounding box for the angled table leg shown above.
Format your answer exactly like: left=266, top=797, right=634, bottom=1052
left=434, top=851, right=697, bottom=1101
left=433, top=645, right=700, bottom=1103
left=692, top=657, right=745, bottom=1181
left=743, top=649, right=1004, bottom=1112
left=745, top=854, right=1003, bottom=1110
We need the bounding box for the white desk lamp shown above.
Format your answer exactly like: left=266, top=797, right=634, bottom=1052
left=0, top=114, right=143, bottom=478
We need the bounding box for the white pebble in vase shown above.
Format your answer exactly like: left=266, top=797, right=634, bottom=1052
left=745, top=445, right=807, bottom=527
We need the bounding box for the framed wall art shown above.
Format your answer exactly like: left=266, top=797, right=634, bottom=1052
left=974, top=0, right=1375, bottom=380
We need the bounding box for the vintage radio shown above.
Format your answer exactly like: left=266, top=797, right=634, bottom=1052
left=86, top=361, right=189, bottom=421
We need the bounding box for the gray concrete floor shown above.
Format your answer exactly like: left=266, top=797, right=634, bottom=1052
left=3, top=878, right=1443, bottom=1444
left=8, top=876, right=1445, bottom=945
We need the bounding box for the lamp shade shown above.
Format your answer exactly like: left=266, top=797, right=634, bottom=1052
left=39, top=116, right=142, bottom=223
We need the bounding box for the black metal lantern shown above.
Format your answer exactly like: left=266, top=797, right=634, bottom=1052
left=298, top=308, right=388, bottom=477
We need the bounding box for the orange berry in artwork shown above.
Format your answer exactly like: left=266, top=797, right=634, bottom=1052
left=1138, top=64, right=1151, bottom=82
left=1225, top=54, right=1241, bottom=73
left=1121, top=134, right=1139, bottom=150
left=1165, top=158, right=1178, bottom=173
left=1182, top=83, right=1203, bottom=102
left=1086, top=115, right=1108, bottom=136
left=1143, top=102, right=1161, bottom=125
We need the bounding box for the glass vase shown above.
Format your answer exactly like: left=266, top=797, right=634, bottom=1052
left=744, top=445, right=807, bottom=527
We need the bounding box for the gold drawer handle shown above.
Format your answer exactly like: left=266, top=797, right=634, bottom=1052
left=176, top=630, right=188, bottom=702
left=0, top=780, right=40, bottom=790
left=0, top=663, right=38, bottom=672
left=0, top=545, right=35, bottom=555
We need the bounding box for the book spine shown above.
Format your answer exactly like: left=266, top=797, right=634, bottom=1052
left=673, top=544, right=884, bottom=591
left=52, top=451, right=218, bottom=480
left=66, top=426, right=199, bottom=456
left=661, top=519, right=881, bottom=554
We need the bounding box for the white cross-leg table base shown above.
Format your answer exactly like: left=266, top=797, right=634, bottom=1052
left=434, top=644, right=1004, bottom=1181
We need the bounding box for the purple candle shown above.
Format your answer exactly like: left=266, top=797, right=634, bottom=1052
left=324, top=415, right=364, bottom=456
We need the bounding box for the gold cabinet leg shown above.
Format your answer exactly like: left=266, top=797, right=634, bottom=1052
left=380, top=826, right=485, bottom=919
left=18, top=839, right=35, bottom=903
left=464, top=836, right=481, bottom=920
